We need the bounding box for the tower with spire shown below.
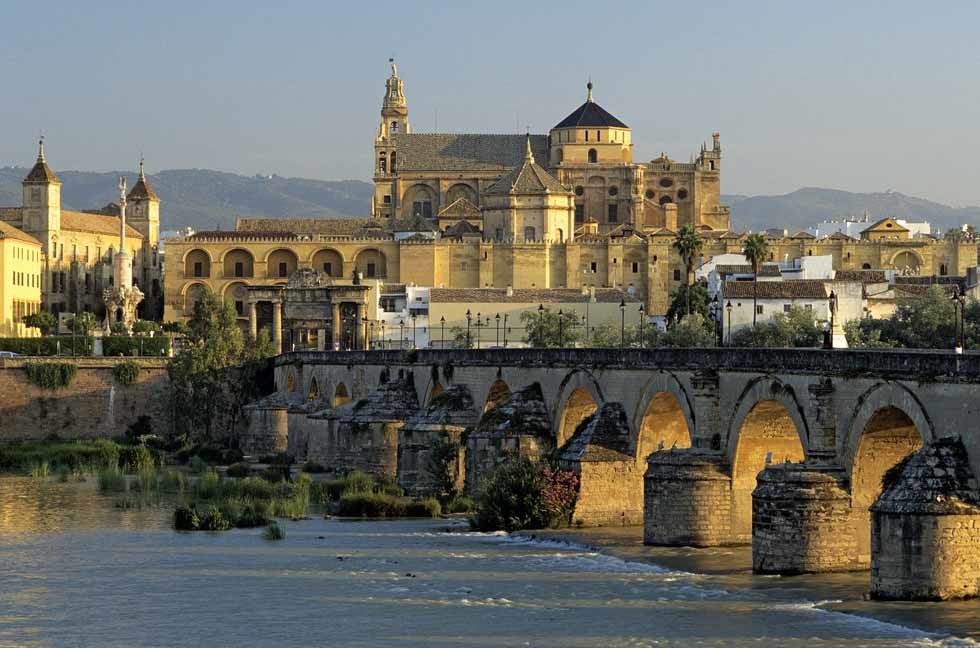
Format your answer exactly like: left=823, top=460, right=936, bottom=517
left=372, top=59, right=410, bottom=220
left=21, top=137, right=62, bottom=259
left=126, top=158, right=161, bottom=317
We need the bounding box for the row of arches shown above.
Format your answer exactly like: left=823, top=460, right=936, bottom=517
left=183, top=248, right=388, bottom=280
left=477, top=371, right=928, bottom=553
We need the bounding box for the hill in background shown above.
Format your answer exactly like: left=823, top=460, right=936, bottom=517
left=3, top=166, right=979, bottom=236
left=725, top=187, right=980, bottom=234
left=0, top=167, right=374, bottom=231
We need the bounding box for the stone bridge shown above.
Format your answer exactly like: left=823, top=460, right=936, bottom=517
left=253, top=348, right=980, bottom=600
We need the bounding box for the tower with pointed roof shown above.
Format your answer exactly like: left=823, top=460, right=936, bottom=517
left=21, top=137, right=61, bottom=259
left=126, top=159, right=161, bottom=316
left=549, top=82, right=633, bottom=168
left=373, top=59, right=410, bottom=220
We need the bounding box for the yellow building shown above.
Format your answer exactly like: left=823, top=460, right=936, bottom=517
left=0, top=141, right=162, bottom=320
left=161, top=63, right=975, bottom=332
left=0, top=221, right=42, bottom=337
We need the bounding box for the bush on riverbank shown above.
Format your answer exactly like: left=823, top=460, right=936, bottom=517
left=335, top=492, right=441, bottom=518
left=471, top=458, right=579, bottom=532
left=173, top=470, right=311, bottom=531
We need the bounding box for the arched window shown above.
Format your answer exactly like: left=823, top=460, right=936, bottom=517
left=940, top=263, right=948, bottom=275
left=588, top=149, right=597, bottom=163
left=524, top=226, right=536, bottom=242
left=709, top=161, right=715, bottom=170
left=862, top=263, right=872, bottom=270
left=391, top=121, right=399, bottom=134
left=378, top=153, right=386, bottom=174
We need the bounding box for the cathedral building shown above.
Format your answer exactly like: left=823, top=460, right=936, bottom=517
left=0, top=141, right=163, bottom=320
left=162, top=62, right=973, bottom=339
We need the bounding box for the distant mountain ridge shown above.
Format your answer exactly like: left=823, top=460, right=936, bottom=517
left=2, top=166, right=977, bottom=236
left=724, top=187, right=980, bottom=234
left=0, top=167, right=374, bottom=232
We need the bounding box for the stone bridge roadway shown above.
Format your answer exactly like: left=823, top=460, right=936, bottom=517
left=265, top=348, right=980, bottom=600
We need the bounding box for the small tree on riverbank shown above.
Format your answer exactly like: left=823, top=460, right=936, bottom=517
left=168, top=288, right=274, bottom=447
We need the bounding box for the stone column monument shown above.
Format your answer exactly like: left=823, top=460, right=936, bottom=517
left=103, top=176, right=144, bottom=333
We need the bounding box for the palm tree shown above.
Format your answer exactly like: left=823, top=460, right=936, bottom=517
left=673, top=225, right=703, bottom=316
left=743, top=234, right=769, bottom=327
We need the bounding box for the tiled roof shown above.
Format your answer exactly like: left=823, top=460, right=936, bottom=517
left=484, top=156, right=568, bottom=195
left=443, top=219, right=481, bottom=237
left=790, top=231, right=816, bottom=239
left=863, top=217, right=909, bottom=233
left=758, top=264, right=782, bottom=277
left=825, top=231, right=856, bottom=241
left=0, top=221, right=41, bottom=245
left=892, top=284, right=959, bottom=297
left=437, top=197, right=481, bottom=219
left=390, top=216, right=438, bottom=232
left=188, top=230, right=299, bottom=241
left=392, top=134, right=549, bottom=171
left=236, top=218, right=382, bottom=237
left=723, top=279, right=829, bottom=300
left=607, top=223, right=647, bottom=240
left=24, top=160, right=60, bottom=183
left=554, top=99, right=628, bottom=129
left=61, top=211, right=143, bottom=239
left=715, top=264, right=753, bottom=275
left=894, top=275, right=966, bottom=286
left=127, top=176, right=159, bottom=201
left=834, top=269, right=887, bottom=283
left=430, top=288, right=641, bottom=304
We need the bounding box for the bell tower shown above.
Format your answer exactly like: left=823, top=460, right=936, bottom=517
left=21, top=137, right=62, bottom=259
left=373, top=59, right=409, bottom=219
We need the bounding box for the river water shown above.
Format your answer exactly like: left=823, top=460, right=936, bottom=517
left=1, top=476, right=979, bottom=647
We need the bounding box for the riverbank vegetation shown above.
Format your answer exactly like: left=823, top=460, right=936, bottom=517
left=0, top=440, right=122, bottom=474
left=471, top=458, right=579, bottom=532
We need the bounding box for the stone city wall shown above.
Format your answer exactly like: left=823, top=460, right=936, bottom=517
left=0, top=357, right=171, bottom=441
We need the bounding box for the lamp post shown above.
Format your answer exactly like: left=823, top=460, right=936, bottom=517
left=361, top=315, right=368, bottom=351
left=380, top=320, right=386, bottom=350
left=952, top=287, right=966, bottom=352
left=503, top=313, right=509, bottom=347
left=465, top=310, right=472, bottom=348
left=558, top=309, right=564, bottom=347
left=537, top=304, right=545, bottom=348
left=495, top=313, right=501, bottom=346
left=638, top=304, right=645, bottom=348
left=411, top=312, right=417, bottom=349
left=619, top=299, right=626, bottom=348
left=725, top=300, right=732, bottom=346
left=581, top=315, right=587, bottom=345
left=369, top=322, right=375, bottom=349
left=440, top=316, right=446, bottom=349
left=398, top=318, right=404, bottom=350
left=959, top=288, right=967, bottom=351
left=826, top=290, right=838, bottom=350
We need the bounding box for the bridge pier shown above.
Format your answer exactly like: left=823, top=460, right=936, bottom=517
left=871, top=439, right=980, bottom=600
left=644, top=449, right=733, bottom=546
left=752, top=462, right=857, bottom=574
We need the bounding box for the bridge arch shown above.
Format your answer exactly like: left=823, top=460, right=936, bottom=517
left=483, top=378, right=512, bottom=412
left=631, top=371, right=695, bottom=462
left=843, top=382, right=932, bottom=563
left=727, top=377, right=809, bottom=542
left=553, top=370, right=604, bottom=448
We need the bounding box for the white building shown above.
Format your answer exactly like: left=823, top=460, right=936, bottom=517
left=809, top=214, right=931, bottom=239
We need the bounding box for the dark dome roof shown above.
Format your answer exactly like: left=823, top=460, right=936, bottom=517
left=554, top=100, right=628, bottom=129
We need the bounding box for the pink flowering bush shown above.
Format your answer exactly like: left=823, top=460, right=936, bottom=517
left=471, top=458, right=579, bottom=532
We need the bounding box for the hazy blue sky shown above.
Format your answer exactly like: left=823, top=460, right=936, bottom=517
left=2, top=1, right=979, bottom=204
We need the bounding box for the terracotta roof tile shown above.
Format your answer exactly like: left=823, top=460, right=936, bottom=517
left=723, top=279, right=828, bottom=300
left=61, top=211, right=143, bottom=239
left=0, top=221, right=41, bottom=245
left=834, top=269, right=886, bottom=282
left=393, top=134, right=549, bottom=171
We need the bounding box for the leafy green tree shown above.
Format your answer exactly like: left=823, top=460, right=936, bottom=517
left=449, top=326, right=472, bottom=349
left=162, top=321, right=188, bottom=335
left=521, top=307, right=583, bottom=348
left=847, top=285, right=966, bottom=349
left=168, top=288, right=274, bottom=446
left=673, top=225, right=704, bottom=316
left=743, top=234, right=769, bottom=327
left=666, top=281, right=711, bottom=325
left=68, top=312, right=98, bottom=336
left=132, top=320, right=162, bottom=336
left=22, top=310, right=57, bottom=336
left=732, top=306, right=823, bottom=347
left=662, top=314, right=717, bottom=347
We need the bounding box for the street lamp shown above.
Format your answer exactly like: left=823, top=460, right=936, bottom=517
left=619, top=299, right=626, bottom=348
left=411, top=312, right=417, bottom=349
left=495, top=313, right=501, bottom=346
left=503, top=313, right=509, bottom=347
left=465, top=310, right=472, bottom=348
left=952, top=286, right=966, bottom=352
left=725, top=300, right=733, bottom=345
left=440, top=316, right=446, bottom=349
left=398, top=318, right=405, bottom=350
left=537, top=304, right=545, bottom=348
left=826, top=290, right=838, bottom=350
left=361, top=315, right=368, bottom=351
left=638, top=304, right=645, bottom=347
left=380, top=320, right=386, bottom=350
left=558, top=309, right=564, bottom=348
left=369, top=321, right=375, bottom=349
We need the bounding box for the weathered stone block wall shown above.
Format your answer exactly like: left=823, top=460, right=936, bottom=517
left=465, top=434, right=549, bottom=495
left=872, top=513, right=980, bottom=600
left=240, top=405, right=288, bottom=455
left=568, top=460, right=643, bottom=527
left=644, top=450, right=733, bottom=546
left=397, top=426, right=465, bottom=497
left=0, top=358, right=170, bottom=441
left=308, top=419, right=400, bottom=479
left=752, top=464, right=858, bottom=574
